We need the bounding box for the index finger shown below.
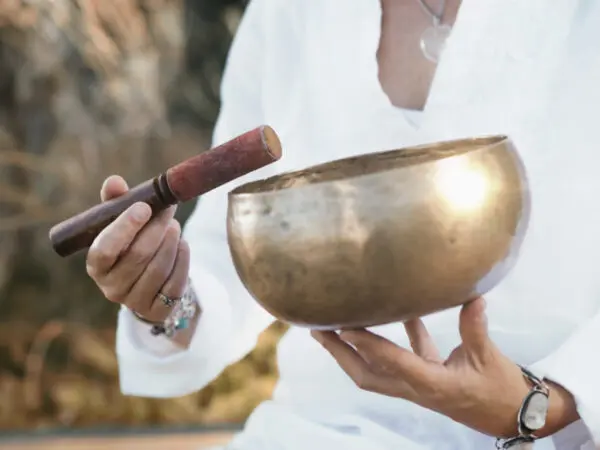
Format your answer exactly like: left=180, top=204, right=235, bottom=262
left=311, top=330, right=377, bottom=391
left=339, top=330, right=438, bottom=389
left=86, top=202, right=152, bottom=275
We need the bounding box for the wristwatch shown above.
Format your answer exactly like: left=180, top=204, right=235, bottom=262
left=496, top=366, right=550, bottom=449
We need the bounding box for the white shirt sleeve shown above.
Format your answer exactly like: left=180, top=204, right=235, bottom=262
left=116, top=0, right=279, bottom=398
left=531, top=313, right=600, bottom=447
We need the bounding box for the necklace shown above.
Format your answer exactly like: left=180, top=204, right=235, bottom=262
left=416, top=0, right=452, bottom=63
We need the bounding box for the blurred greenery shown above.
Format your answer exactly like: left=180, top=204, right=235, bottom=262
left=0, top=0, right=285, bottom=431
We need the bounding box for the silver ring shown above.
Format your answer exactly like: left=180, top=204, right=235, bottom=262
left=156, top=291, right=179, bottom=308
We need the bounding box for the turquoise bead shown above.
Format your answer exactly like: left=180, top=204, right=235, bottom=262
left=176, top=318, right=189, bottom=330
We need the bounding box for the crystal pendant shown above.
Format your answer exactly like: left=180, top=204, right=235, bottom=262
left=420, top=24, right=453, bottom=63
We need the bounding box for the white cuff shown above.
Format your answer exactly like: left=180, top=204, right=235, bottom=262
left=121, top=308, right=183, bottom=358
left=116, top=269, right=234, bottom=398
left=530, top=315, right=600, bottom=446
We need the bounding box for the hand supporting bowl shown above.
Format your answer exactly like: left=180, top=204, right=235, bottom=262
left=226, top=136, right=530, bottom=330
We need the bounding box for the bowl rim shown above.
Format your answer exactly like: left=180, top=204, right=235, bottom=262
left=229, top=134, right=511, bottom=198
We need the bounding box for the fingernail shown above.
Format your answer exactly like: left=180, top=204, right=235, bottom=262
left=168, top=220, right=181, bottom=233
left=132, top=203, right=149, bottom=221
left=178, top=239, right=189, bottom=253
left=479, top=298, right=488, bottom=316
left=476, top=298, right=489, bottom=326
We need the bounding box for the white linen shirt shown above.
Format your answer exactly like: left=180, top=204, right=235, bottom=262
left=116, top=1, right=600, bottom=449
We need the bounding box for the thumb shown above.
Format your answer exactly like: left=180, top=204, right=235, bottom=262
left=459, top=297, right=492, bottom=361
left=100, top=175, right=129, bottom=202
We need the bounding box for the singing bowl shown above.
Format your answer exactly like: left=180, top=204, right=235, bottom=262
left=226, top=136, right=530, bottom=329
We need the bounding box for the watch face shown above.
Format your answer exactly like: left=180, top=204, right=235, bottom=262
left=520, top=390, right=549, bottom=431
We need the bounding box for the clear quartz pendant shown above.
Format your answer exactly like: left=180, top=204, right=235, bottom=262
left=420, top=24, right=453, bottom=63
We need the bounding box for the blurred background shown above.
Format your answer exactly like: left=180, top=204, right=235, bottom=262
left=0, top=0, right=285, bottom=446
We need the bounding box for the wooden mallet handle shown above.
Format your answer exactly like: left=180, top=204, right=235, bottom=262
left=48, top=125, right=282, bottom=257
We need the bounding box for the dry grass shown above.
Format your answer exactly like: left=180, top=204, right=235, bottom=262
left=0, top=318, right=285, bottom=431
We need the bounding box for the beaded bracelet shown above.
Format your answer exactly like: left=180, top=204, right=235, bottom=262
left=131, top=279, right=199, bottom=338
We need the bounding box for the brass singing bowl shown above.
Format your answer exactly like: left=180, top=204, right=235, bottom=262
left=226, top=136, right=530, bottom=330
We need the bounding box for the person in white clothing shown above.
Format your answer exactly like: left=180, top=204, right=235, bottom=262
left=85, top=0, right=600, bottom=449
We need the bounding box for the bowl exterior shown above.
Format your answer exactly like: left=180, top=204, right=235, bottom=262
left=227, top=139, right=530, bottom=329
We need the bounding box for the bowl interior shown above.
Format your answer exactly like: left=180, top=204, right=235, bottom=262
left=230, top=135, right=508, bottom=195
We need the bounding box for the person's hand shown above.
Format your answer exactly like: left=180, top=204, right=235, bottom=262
left=86, top=175, right=190, bottom=323
left=311, top=298, right=579, bottom=439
